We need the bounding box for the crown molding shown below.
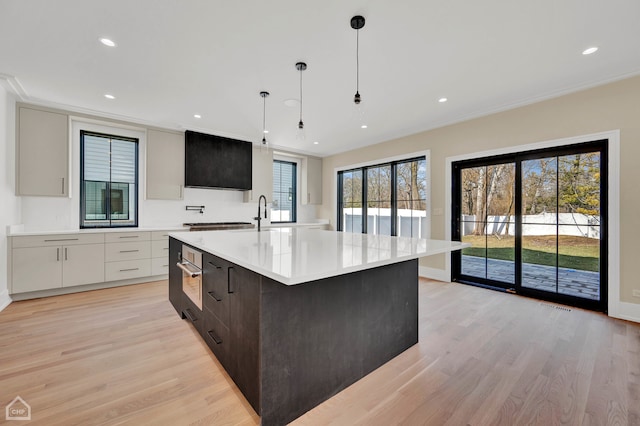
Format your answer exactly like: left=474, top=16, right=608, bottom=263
left=0, top=74, right=28, bottom=100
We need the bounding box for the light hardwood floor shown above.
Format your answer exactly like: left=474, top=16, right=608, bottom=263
left=0, top=279, right=638, bottom=425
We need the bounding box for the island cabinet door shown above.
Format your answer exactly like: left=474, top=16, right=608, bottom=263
left=202, top=253, right=230, bottom=326
left=228, top=263, right=261, bottom=414
left=168, top=237, right=183, bottom=315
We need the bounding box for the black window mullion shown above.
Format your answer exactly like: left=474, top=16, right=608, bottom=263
left=361, top=168, right=368, bottom=234
left=107, top=137, right=112, bottom=226
left=555, top=155, right=560, bottom=294
left=292, top=162, right=297, bottom=223
left=391, top=163, right=397, bottom=236
left=514, top=159, right=522, bottom=292
left=337, top=171, right=344, bottom=231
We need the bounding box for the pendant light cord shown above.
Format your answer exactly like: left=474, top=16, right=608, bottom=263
left=356, top=28, right=360, bottom=93
left=299, top=67, right=303, bottom=123
left=263, top=95, right=266, bottom=132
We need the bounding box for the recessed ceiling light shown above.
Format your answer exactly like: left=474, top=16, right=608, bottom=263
left=438, top=97, right=448, bottom=103
left=263, top=130, right=269, bottom=134
left=99, top=38, right=116, bottom=47
left=361, top=125, right=368, bottom=129
left=313, top=141, right=319, bottom=145
left=193, top=114, right=201, bottom=119
left=582, top=46, right=598, bottom=55
left=104, top=94, right=115, bottom=99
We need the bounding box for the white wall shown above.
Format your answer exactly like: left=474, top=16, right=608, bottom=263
left=0, top=85, right=20, bottom=310
left=18, top=116, right=318, bottom=232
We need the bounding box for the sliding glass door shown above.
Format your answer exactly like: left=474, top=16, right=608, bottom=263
left=452, top=140, right=607, bottom=311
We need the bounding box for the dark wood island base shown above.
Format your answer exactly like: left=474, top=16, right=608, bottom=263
left=170, top=237, right=418, bottom=425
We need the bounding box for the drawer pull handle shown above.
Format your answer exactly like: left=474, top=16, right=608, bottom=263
left=56, top=247, right=60, bottom=261
left=207, top=291, right=222, bottom=302
left=227, top=267, right=234, bottom=293
left=207, top=330, right=222, bottom=344
left=119, top=268, right=139, bottom=272
left=119, top=236, right=139, bottom=239
left=162, top=264, right=168, bottom=267
left=44, top=238, right=79, bottom=242
left=207, top=261, right=222, bottom=269
left=184, top=309, right=197, bottom=323
left=119, top=250, right=139, bottom=253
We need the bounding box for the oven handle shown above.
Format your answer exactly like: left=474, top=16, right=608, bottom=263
left=176, top=262, right=202, bottom=278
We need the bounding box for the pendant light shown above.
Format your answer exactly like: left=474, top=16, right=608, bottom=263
left=351, top=15, right=365, bottom=106
left=295, top=61, right=307, bottom=140
left=259, top=91, right=269, bottom=152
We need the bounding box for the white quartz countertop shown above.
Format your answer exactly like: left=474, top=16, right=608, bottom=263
left=170, top=228, right=469, bottom=285
left=8, top=226, right=188, bottom=236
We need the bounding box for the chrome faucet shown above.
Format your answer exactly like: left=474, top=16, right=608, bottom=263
left=254, top=195, right=268, bottom=231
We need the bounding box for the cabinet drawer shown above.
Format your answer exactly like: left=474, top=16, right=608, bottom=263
left=151, top=239, right=169, bottom=258
left=12, top=233, right=104, bottom=248
left=151, top=230, right=171, bottom=241
left=105, top=241, right=151, bottom=262
left=203, top=311, right=230, bottom=367
left=104, top=231, right=150, bottom=243
left=203, top=280, right=229, bottom=327
left=203, top=254, right=230, bottom=325
left=182, top=294, right=204, bottom=335
left=105, top=259, right=151, bottom=281
left=151, top=257, right=169, bottom=276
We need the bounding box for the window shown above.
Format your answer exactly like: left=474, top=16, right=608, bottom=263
left=451, top=140, right=607, bottom=311
left=272, top=160, right=297, bottom=223
left=338, top=156, right=427, bottom=237
left=80, top=131, right=139, bottom=228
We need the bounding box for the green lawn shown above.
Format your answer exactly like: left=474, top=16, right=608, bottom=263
left=461, top=235, right=600, bottom=272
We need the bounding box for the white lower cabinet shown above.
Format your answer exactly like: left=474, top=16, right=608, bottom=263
left=62, top=244, right=105, bottom=287
left=12, top=246, right=63, bottom=292
left=11, top=234, right=105, bottom=294
left=10, top=229, right=174, bottom=297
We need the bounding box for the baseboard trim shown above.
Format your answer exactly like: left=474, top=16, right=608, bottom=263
left=418, top=266, right=449, bottom=282
left=9, top=275, right=168, bottom=301
left=0, top=289, right=12, bottom=312
left=610, top=301, right=640, bottom=324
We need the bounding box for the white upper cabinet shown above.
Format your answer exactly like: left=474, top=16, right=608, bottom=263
left=302, top=155, right=322, bottom=205
left=146, top=129, right=184, bottom=200
left=16, top=105, right=69, bottom=196
left=244, top=147, right=273, bottom=203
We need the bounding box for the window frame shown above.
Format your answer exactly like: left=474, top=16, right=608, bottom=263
left=80, top=130, right=139, bottom=229
left=272, top=159, right=297, bottom=224
left=337, top=155, right=428, bottom=237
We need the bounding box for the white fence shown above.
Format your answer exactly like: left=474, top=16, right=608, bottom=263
left=342, top=208, right=428, bottom=238
left=461, top=212, right=600, bottom=239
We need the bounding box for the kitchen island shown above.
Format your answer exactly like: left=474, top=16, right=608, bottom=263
left=169, top=228, right=467, bottom=425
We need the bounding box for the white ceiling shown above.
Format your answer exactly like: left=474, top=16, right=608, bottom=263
left=2, top=0, right=640, bottom=157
